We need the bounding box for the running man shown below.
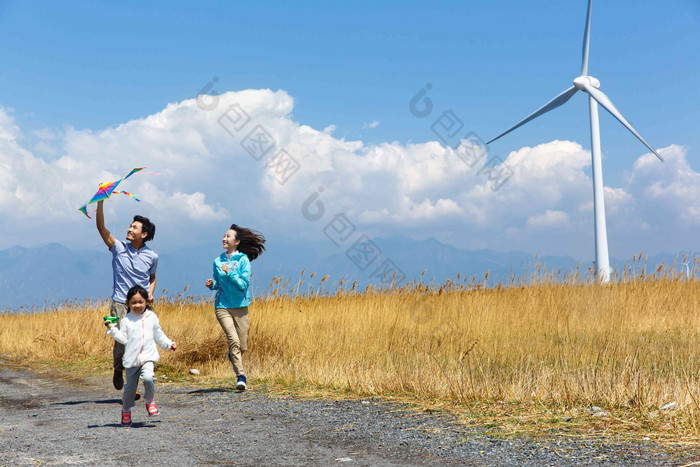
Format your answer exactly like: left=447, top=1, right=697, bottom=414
left=96, top=200, right=158, bottom=391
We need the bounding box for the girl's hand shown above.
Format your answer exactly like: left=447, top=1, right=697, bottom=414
left=170, top=342, right=177, bottom=351
left=104, top=321, right=113, bottom=329
left=221, top=264, right=230, bottom=274
left=205, top=279, right=214, bottom=288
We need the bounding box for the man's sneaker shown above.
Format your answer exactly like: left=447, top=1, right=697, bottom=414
left=236, top=374, right=247, bottom=390
left=146, top=402, right=159, bottom=416
left=121, top=410, right=131, bottom=427
left=113, top=369, right=124, bottom=390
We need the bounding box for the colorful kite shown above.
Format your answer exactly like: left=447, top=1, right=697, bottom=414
left=79, top=167, right=145, bottom=218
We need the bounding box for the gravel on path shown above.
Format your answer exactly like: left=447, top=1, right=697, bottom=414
left=0, top=361, right=695, bottom=466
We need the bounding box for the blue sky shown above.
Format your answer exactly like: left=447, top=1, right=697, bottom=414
left=0, top=0, right=698, bottom=261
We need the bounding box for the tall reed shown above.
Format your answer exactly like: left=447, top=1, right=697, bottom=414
left=1, top=258, right=698, bottom=437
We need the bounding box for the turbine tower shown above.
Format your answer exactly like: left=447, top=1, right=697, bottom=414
left=487, top=0, right=664, bottom=284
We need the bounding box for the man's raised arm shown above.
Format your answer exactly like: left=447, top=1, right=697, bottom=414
left=96, top=200, right=116, bottom=249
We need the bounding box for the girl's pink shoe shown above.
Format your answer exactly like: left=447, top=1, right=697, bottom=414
left=146, top=402, right=159, bottom=416
left=121, top=410, right=131, bottom=427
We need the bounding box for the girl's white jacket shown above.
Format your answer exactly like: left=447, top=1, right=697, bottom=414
left=107, top=310, right=174, bottom=369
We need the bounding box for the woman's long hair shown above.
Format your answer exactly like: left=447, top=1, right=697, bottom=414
left=230, top=224, right=266, bottom=261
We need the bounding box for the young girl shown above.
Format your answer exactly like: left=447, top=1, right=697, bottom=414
left=205, top=224, right=265, bottom=390
left=105, top=285, right=176, bottom=427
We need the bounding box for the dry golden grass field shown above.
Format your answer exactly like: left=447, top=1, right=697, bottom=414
left=1, top=261, right=699, bottom=442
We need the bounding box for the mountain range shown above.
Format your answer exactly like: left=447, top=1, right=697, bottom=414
left=0, top=237, right=696, bottom=311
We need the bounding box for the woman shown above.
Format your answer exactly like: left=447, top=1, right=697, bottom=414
left=205, top=224, right=265, bottom=390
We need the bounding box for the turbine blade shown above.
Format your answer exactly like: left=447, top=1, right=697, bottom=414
left=487, top=86, right=578, bottom=145
left=582, top=83, right=664, bottom=162
left=581, top=0, right=593, bottom=76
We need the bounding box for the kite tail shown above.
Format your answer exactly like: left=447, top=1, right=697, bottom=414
left=113, top=191, right=141, bottom=202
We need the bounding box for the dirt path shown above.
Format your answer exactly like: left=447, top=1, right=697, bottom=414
left=0, top=361, right=694, bottom=466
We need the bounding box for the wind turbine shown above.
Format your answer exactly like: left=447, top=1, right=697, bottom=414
left=487, top=0, right=664, bottom=284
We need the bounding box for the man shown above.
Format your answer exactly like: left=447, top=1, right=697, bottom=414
left=96, top=200, right=158, bottom=391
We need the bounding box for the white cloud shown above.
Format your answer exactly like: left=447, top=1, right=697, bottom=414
left=362, top=120, right=379, bottom=129
left=526, top=210, right=570, bottom=229
left=603, top=187, right=633, bottom=215
left=33, top=141, right=58, bottom=156
left=626, top=145, right=700, bottom=226
left=137, top=183, right=228, bottom=221
left=0, top=90, right=695, bottom=258
left=0, top=107, right=19, bottom=141
left=169, top=192, right=228, bottom=221
left=33, top=128, right=57, bottom=140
